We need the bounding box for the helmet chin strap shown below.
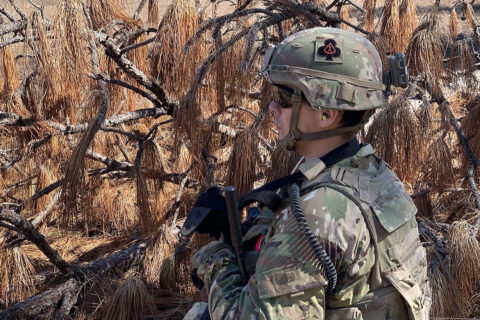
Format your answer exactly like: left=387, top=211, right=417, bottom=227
left=279, top=88, right=374, bottom=151
left=279, top=89, right=303, bottom=151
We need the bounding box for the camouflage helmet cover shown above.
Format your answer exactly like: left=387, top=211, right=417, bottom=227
left=261, top=27, right=387, bottom=111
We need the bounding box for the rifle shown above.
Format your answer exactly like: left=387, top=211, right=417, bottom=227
left=225, top=186, right=247, bottom=282
left=180, top=186, right=248, bottom=282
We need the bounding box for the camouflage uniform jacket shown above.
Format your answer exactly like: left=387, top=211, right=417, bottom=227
left=199, top=144, right=431, bottom=320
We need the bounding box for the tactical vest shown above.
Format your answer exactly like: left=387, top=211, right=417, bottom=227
left=297, top=154, right=431, bottom=320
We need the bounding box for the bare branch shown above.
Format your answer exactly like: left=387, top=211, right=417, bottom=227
left=120, top=36, right=155, bottom=54
left=95, top=73, right=164, bottom=109
left=86, top=150, right=133, bottom=171
left=8, top=0, right=25, bottom=20
left=96, top=31, right=175, bottom=110
left=0, top=8, right=16, bottom=22
left=0, top=278, right=81, bottom=320
left=0, top=19, right=26, bottom=36
left=31, top=192, right=60, bottom=228
left=170, top=169, right=191, bottom=232
left=0, top=207, right=73, bottom=275
left=31, top=180, right=63, bottom=203
left=133, top=0, right=148, bottom=20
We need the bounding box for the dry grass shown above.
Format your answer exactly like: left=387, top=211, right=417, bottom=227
left=226, top=126, right=261, bottom=195
left=380, top=0, right=400, bottom=53
left=103, top=275, right=157, bottom=320
left=447, top=39, right=477, bottom=88
left=446, top=220, right=480, bottom=317
left=425, top=135, right=457, bottom=191
left=398, top=0, right=417, bottom=52
left=265, top=146, right=303, bottom=181
left=449, top=8, right=458, bottom=39
left=143, top=224, right=175, bottom=286
left=367, top=33, right=389, bottom=71
left=0, top=241, right=36, bottom=308
left=466, top=3, right=475, bottom=29
left=27, top=11, right=63, bottom=119
left=339, top=4, right=350, bottom=30
left=430, top=267, right=455, bottom=317
left=149, top=0, right=205, bottom=98
left=363, top=0, right=377, bottom=32
left=405, top=4, right=447, bottom=100
left=87, top=0, right=139, bottom=30
left=148, top=0, right=160, bottom=27
left=0, top=37, right=20, bottom=96
left=365, top=92, right=422, bottom=182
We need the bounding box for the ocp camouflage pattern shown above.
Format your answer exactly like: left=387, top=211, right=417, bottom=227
left=262, top=27, right=386, bottom=111
left=187, top=145, right=431, bottom=320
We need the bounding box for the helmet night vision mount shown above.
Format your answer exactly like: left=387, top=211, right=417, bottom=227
left=384, top=53, right=409, bottom=95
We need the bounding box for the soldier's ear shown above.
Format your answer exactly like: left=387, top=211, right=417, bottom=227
left=319, top=110, right=343, bottom=128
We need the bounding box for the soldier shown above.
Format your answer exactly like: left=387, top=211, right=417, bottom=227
left=188, top=27, right=431, bottom=320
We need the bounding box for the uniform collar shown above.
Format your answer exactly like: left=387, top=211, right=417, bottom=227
left=298, top=139, right=373, bottom=181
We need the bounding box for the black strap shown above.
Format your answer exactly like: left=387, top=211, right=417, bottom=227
left=238, top=139, right=361, bottom=211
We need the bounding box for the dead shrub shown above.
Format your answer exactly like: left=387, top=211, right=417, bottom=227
left=380, top=0, right=400, bottom=53
left=103, top=275, right=157, bottom=320
left=365, top=92, right=422, bottom=182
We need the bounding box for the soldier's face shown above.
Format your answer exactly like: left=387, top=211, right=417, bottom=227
left=269, top=99, right=328, bottom=140
left=269, top=100, right=291, bottom=140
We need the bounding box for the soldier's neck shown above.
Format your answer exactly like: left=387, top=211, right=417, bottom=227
left=295, top=135, right=352, bottom=160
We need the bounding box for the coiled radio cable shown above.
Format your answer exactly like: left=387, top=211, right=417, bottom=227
left=289, top=182, right=338, bottom=294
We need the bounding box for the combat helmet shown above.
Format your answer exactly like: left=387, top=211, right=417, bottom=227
left=261, top=27, right=388, bottom=150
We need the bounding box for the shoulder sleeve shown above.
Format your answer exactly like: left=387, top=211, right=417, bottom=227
left=204, top=231, right=327, bottom=320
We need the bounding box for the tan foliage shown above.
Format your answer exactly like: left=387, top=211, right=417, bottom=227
left=425, top=135, right=457, bottom=191
left=0, top=243, right=36, bottom=307
left=54, top=0, right=93, bottom=123
left=380, top=0, right=400, bottom=53
left=462, top=95, right=480, bottom=162
left=363, top=0, right=377, bottom=32
left=450, top=8, right=459, bottom=39
left=0, top=37, right=20, bottom=96
left=466, top=3, right=475, bottom=29
left=143, top=224, right=175, bottom=286
left=406, top=5, right=447, bottom=100
left=446, top=221, right=480, bottom=317
left=87, top=0, right=139, bottom=30
left=148, top=0, right=160, bottom=27
left=150, top=0, right=205, bottom=98
left=338, top=5, right=350, bottom=30
left=398, top=0, right=417, bottom=52
left=365, top=92, right=422, bottom=182
left=103, top=275, right=157, bottom=320
left=367, top=33, right=389, bottom=71
left=226, top=126, right=261, bottom=195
